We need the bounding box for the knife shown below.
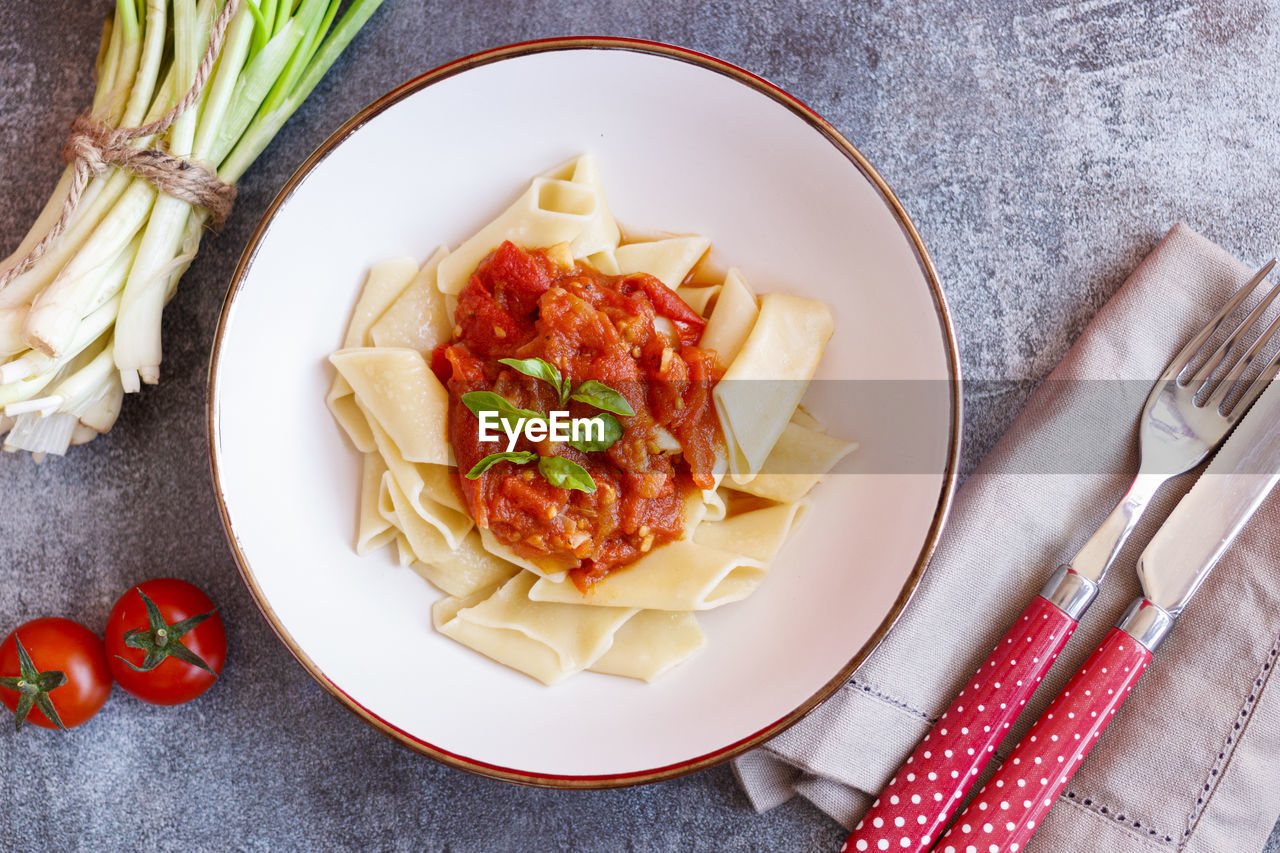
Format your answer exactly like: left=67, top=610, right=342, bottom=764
left=939, top=379, right=1280, bottom=853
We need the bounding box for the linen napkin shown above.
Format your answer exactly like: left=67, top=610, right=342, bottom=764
left=734, top=224, right=1280, bottom=853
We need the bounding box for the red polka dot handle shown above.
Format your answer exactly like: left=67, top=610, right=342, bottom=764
left=840, top=595, right=1078, bottom=853
left=939, top=626, right=1152, bottom=853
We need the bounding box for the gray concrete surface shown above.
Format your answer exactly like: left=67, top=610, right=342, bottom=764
left=2, top=0, right=1279, bottom=850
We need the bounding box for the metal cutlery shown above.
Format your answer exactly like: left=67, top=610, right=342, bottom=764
left=843, top=260, right=1280, bottom=853
left=941, top=376, right=1280, bottom=852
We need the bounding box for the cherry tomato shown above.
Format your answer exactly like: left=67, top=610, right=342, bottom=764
left=0, top=617, right=113, bottom=730
left=105, top=578, right=226, bottom=706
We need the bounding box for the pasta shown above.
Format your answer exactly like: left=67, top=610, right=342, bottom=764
left=326, top=154, right=853, bottom=685
left=355, top=453, right=397, bottom=556
left=326, top=258, right=419, bottom=452
left=698, top=268, right=757, bottom=370
left=612, top=235, right=711, bottom=289
left=433, top=573, right=637, bottom=685
left=588, top=610, right=705, bottom=682
left=330, top=347, right=450, bottom=466
left=526, top=539, right=768, bottom=611
left=714, top=293, right=835, bottom=481
left=369, top=247, right=452, bottom=352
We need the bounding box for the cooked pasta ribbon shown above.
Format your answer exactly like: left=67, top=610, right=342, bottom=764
left=410, top=530, right=521, bottom=598
left=436, top=154, right=621, bottom=294
left=698, top=268, right=757, bottom=369
left=355, top=453, right=397, bottom=556
left=527, top=539, right=768, bottom=611
left=434, top=573, right=637, bottom=685
left=588, top=610, right=706, bottom=682
left=360, top=401, right=471, bottom=551
left=714, top=292, right=835, bottom=480
left=675, top=284, right=721, bottom=317
left=326, top=258, right=419, bottom=451
left=691, top=501, right=809, bottom=563
left=369, top=247, right=452, bottom=352
left=539, top=154, right=622, bottom=258
left=330, top=347, right=450, bottom=466
left=721, top=420, right=856, bottom=504
left=613, top=235, right=710, bottom=290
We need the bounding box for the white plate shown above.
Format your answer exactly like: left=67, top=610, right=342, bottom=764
left=209, top=39, right=961, bottom=787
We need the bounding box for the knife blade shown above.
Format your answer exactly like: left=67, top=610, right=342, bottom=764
left=1137, top=378, right=1280, bottom=617
left=941, top=379, right=1280, bottom=853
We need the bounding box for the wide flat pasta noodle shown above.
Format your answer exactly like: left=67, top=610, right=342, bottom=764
left=699, top=469, right=729, bottom=523
left=432, top=586, right=489, bottom=624
left=330, top=347, right=449, bottom=465
left=468, top=490, right=703, bottom=588
left=326, top=259, right=419, bottom=452
left=419, top=462, right=465, bottom=513
left=693, top=501, right=809, bottom=563
left=539, top=154, right=622, bottom=258
left=356, top=453, right=397, bottom=556
left=702, top=487, right=727, bottom=522
left=585, top=249, right=620, bottom=275
left=680, top=488, right=709, bottom=539
left=434, top=573, right=637, bottom=685
left=722, top=421, right=856, bottom=504
left=588, top=611, right=705, bottom=682
left=361, top=405, right=472, bottom=551
left=411, top=530, right=521, bottom=598
left=385, top=476, right=465, bottom=564
left=613, top=235, right=710, bottom=289
left=714, top=292, right=834, bottom=480
left=789, top=406, right=827, bottom=433
left=369, top=247, right=452, bottom=352
left=527, top=539, right=767, bottom=611
left=394, top=533, right=415, bottom=568
left=377, top=473, right=400, bottom=530
left=698, top=268, right=758, bottom=370
left=675, top=284, right=720, bottom=317
left=436, top=165, right=605, bottom=294
left=326, top=374, right=375, bottom=452
left=342, top=258, right=420, bottom=347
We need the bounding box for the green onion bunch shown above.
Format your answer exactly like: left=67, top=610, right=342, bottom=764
left=0, top=0, right=385, bottom=457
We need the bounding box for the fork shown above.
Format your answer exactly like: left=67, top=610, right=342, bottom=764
left=842, top=259, right=1280, bottom=853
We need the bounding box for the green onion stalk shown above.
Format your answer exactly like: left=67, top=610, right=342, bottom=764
left=0, top=0, right=385, bottom=458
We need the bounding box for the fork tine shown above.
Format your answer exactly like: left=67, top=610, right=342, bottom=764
left=1218, top=310, right=1280, bottom=417
left=1228, top=351, right=1280, bottom=420
left=1209, top=307, right=1280, bottom=409
left=1167, top=259, right=1276, bottom=382
left=1192, top=268, right=1280, bottom=388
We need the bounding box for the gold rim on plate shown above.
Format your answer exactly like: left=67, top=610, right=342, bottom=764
left=206, top=36, right=964, bottom=789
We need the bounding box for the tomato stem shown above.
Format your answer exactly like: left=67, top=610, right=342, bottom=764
left=0, top=637, right=68, bottom=731
left=119, top=588, right=218, bottom=675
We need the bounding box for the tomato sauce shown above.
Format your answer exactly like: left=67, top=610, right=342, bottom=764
left=434, top=241, right=724, bottom=590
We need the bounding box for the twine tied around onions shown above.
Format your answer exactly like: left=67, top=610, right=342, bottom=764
left=0, top=0, right=242, bottom=293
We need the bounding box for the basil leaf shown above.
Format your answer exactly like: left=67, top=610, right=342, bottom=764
left=568, top=413, right=623, bottom=453
left=466, top=451, right=538, bottom=479
left=498, top=358, right=569, bottom=403
left=461, top=390, right=545, bottom=436
left=569, top=380, right=636, bottom=418
left=537, top=455, right=597, bottom=493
